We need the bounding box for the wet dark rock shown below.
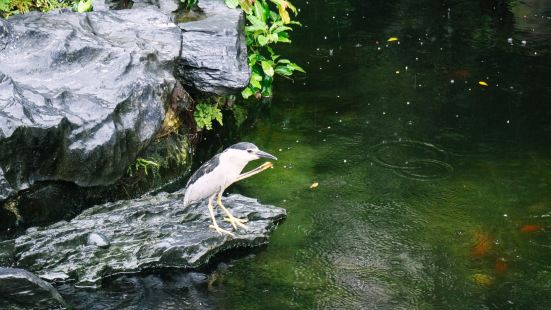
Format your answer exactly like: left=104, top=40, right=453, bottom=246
left=0, top=239, right=15, bottom=266
left=0, top=267, right=66, bottom=309
left=14, top=193, right=285, bottom=286
left=57, top=271, right=217, bottom=309
left=0, top=8, right=181, bottom=201
left=0, top=169, right=14, bottom=201
left=176, top=0, right=250, bottom=95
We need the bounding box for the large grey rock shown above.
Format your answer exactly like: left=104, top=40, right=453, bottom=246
left=0, top=267, right=66, bottom=309
left=132, top=0, right=180, bottom=14
left=14, top=193, right=285, bottom=287
left=0, top=8, right=181, bottom=201
left=176, top=0, right=250, bottom=95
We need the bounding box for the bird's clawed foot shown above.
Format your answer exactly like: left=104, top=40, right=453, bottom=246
left=209, top=224, right=235, bottom=237
left=224, top=215, right=249, bottom=230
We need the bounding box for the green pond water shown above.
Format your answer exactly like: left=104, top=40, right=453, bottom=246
left=58, top=0, right=551, bottom=308
left=214, top=0, right=551, bottom=309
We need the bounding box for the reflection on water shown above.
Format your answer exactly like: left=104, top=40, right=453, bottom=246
left=62, top=0, right=551, bottom=308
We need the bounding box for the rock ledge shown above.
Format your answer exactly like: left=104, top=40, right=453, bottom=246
left=14, top=192, right=285, bottom=287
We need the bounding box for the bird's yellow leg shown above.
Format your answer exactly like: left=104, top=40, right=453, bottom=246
left=217, top=188, right=248, bottom=230
left=234, top=162, right=273, bottom=182
left=207, top=195, right=234, bottom=237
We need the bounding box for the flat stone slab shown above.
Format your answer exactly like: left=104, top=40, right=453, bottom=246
left=0, top=267, right=66, bottom=309
left=176, top=0, right=250, bottom=95
left=0, top=7, right=181, bottom=199
left=14, top=193, right=285, bottom=287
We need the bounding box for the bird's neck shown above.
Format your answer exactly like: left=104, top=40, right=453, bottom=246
left=219, top=151, right=249, bottom=173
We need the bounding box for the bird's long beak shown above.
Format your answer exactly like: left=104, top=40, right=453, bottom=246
left=257, top=150, right=277, bottom=160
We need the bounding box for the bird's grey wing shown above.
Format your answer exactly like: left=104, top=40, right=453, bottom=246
left=185, top=153, right=221, bottom=189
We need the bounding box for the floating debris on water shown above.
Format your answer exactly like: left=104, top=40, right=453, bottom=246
left=387, top=37, right=399, bottom=42
left=479, top=81, right=489, bottom=86
left=310, top=182, right=319, bottom=189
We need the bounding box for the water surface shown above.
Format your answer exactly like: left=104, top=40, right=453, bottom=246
left=64, top=0, right=551, bottom=308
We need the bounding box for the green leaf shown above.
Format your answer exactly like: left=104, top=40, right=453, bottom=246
left=246, top=24, right=267, bottom=33
left=0, top=0, right=10, bottom=12
left=246, top=15, right=266, bottom=29
left=250, top=78, right=262, bottom=89
left=194, top=103, right=223, bottom=130
left=269, top=33, right=279, bottom=43
left=277, top=32, right=291, bottom=43
left=275, top=66, right=293, bottom=76
left=272, top=25, right=292, bottom=33
left=253, top=1, right=266, bottom=22
left=248, top=53, right=259, bottom=65
left=261, top=61, right=275, bottom=77
left=76, top=0, right=93, bottom=13
left=257, top=35, right=269, bottom=46
left=241, top=87, right=254, bottom=99
left=288, top=62, right=306, bottom=73
left=250, top=71, right=264, bottom=89
left=224, top=0, right=239, bottom=9
left=269, top=11, right=279, bottom=22
left=213, top=109, right=223, bottom=126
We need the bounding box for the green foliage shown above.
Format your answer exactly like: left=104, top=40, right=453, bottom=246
left=0, top=0, right=11, bottom=12
left=73, top=0, right=92, bottom=13
left=194, top=102, right=223, bottom=131
left=180, top=0, right=197, bottom=10
left=127, top=158, right=161, bottom=177
left=225, top=0, right=305, bottom=99
left=0, top=0, right=91, bottom=17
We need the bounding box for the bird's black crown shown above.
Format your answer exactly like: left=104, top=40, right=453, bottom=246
left=227, top=142, right=257, bottom=151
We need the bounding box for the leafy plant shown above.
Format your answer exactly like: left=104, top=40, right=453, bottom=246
left=73, top=0, right=92, bottom=13
left=194, top=102, right=223, bottom=130
left=180, top=0, right=197, bottom=10
left=225, top=0, right=305, bottom=99
left=0, top=0, right=11, bottom=13
left=127, top=158, right=161, bottom=177
left=1, top=0, right=91, bottom=17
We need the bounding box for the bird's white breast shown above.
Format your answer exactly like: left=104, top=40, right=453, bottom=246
left=183, top=152, right=248, bottom=205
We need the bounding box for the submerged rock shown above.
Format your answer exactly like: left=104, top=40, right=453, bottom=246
left=14, top=192, right=285, bottom=287
left=0, top=8, right=181, bottom=201
left=176, top=0, right=250, bottom=95
left=0, top=267, right=66, bottom=309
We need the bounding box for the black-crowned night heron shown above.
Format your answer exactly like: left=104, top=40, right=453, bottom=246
left=183, top=142, right=277, bottom=236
